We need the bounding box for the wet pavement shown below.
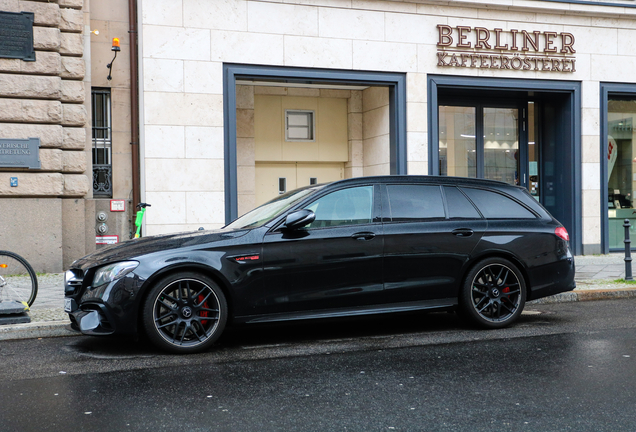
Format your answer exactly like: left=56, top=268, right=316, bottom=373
left=0, top=299, right=635, bottom=431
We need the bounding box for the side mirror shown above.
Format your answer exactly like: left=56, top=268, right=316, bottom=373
left=284, top=209, right=315, bottom=230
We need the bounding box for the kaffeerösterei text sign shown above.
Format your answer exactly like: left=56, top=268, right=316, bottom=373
left=436, top=25, right=576, bottom=72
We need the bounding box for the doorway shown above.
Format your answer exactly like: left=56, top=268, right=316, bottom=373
left=429, top=76, right=581, bottom=254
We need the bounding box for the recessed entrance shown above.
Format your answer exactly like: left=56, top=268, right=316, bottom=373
left=224, top=65, right=407, bottom=223
left=429, top=76, right=581, bottom=254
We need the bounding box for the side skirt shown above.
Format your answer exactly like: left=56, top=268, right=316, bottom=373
left=236, top=298, right=458, bottom=324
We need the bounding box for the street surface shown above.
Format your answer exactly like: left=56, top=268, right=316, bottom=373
left=0, top=299, right=635, bottom=431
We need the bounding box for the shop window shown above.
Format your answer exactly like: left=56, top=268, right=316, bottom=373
left=92, top=88, right=112, bottom=197
left=285, top=110, right=314, bottom=141
left=607, top=99, right=636, bottom=248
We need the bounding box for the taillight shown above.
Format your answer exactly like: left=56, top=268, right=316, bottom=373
left=555, top=226, right=569, bottom=241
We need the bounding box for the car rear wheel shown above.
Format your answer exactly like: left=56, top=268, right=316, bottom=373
left=459, top=258, right=526, bottom=329
left=142, top=272, right=227, bottom=354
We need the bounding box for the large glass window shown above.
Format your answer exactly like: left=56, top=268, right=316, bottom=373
left=607, top=99, right=636, bottom=248
left=439, top=106, right=476, bottom=178
left=484, top=107, right=519, bottom=185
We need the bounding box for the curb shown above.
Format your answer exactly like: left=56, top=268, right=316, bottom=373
left=528, top=287, right=636, bottom=304
left=1, top=288, right=636, bottom=341
left=0, top=320, right=77, bottom=341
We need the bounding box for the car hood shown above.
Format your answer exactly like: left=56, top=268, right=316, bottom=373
left=71, top=228, right=250, bottom=269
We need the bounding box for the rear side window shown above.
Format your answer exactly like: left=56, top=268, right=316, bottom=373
left=386, top=184, right=445, bottom=221
left=443, top=186, right=481, bottom=219
left=461, top=187, right=535, bottom=219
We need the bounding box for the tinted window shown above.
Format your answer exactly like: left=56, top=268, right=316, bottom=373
left=444, top=186, right=481, bottom=219
left=305, top=186, right=373, bottom=228
left=386, top=184, right=445, bottom=221
left=461, top=187, right=535, bottom=219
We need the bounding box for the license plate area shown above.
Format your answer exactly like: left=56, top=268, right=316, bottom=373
left=64, top=298, right=76, bottom=313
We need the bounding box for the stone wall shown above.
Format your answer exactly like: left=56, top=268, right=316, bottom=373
left=0, top=0, right=89, bottom=272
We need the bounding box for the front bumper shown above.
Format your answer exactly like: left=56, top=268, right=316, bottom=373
left=67, top=304, right=116, bottom=335
left=65, top=271, right=145, bottom=337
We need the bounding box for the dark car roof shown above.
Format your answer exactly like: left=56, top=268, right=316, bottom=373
left=324, top=175, right=521, bottom=191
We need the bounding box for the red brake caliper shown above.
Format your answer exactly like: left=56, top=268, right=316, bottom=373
left=198, top=295, right=209, bottom=326
left=503, top=287, right=510, bottom=293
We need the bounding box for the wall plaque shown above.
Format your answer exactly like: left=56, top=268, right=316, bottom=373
left=0, top=138, right=41, bottom=169
left=0, top=11, right=35, bottom=61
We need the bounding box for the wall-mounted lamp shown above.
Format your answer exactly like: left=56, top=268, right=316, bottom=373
left=90, top=30, right=99, bottom=35
left=106, top=37, right=121, bottom=81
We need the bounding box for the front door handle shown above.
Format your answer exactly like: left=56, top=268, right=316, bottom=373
left=351, top=232, right=376, bottom=241
left=452, top=228, right=474, bottom=237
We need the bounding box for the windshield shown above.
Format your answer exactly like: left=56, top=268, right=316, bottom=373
left=224, top=186, right=322, bottom=230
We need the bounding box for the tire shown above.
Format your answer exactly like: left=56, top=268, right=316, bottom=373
left=0, top=251, right=38, bottom=307
left=459, top=257, right=526, bottom=329
left=142, top=272, right=227, bottom=354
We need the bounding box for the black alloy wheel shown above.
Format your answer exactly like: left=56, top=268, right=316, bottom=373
left=459, top=258, right=526, bottom=329
left=142, top=272, right=227, bottom=354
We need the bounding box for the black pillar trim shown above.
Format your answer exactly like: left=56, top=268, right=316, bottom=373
left=223, top=64, right=407, bottom=224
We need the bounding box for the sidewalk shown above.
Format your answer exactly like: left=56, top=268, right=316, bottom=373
left=2, top=253, right=636, bottom=341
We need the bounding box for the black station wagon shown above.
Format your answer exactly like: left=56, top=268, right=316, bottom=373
left=65, top=176, right=575, bottom=353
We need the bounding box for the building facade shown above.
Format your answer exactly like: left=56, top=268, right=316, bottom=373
left=2, top=0, right=636, bottom=270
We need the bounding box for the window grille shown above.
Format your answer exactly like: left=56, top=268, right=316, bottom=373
left=92, top=88, right=112, bottom=196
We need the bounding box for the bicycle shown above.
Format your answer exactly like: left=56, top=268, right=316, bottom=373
left=0, top=251, right=38, bottom=307
left=133, top=202, right=151, bottom=238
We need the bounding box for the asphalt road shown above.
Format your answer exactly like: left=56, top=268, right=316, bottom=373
left=1, top=299, right=635, bottom=431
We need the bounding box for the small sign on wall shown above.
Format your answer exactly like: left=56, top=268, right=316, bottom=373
left=0, top=138, right=40, bottom=169
left=96, top=235, right=119, bottom=245
left=110, top=200, right=126, bottom=212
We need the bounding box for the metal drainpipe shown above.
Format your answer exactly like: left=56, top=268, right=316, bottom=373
left=128, top=0, right=140, bottom=210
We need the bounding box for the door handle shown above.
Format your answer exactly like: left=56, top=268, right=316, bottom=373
left=452, top=228, right=474, bottom=237
left=351, top=232, right=376, bottom=241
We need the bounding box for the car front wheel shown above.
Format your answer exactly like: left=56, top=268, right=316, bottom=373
left=142, top=272, right=227, bottom=354
left=459, top=258, right=526, bottom=329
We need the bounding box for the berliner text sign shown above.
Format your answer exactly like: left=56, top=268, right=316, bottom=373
left=436, top=25, right=576, bottom=73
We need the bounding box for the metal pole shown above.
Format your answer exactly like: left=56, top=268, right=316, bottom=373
left=624, top=219, right=633, bottom=281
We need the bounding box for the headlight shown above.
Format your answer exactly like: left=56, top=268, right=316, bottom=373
left=92, top=261, right=139, bottom=288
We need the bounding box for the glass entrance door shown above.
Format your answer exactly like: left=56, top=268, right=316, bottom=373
left=439, top=104, right=523, bottom=187
left=483, top=107, right=519, bottom=185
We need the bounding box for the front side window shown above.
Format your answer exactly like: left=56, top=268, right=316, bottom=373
left=304, top=186, right=373, bottom=228
left=386, top=184, right=445, bottom=221
left=461, top=188, right=535, bottom=219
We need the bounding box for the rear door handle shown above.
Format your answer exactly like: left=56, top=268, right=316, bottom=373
left=351, top=232, right=376, bottom=241
left=452, top=228, right=474, bottom=237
